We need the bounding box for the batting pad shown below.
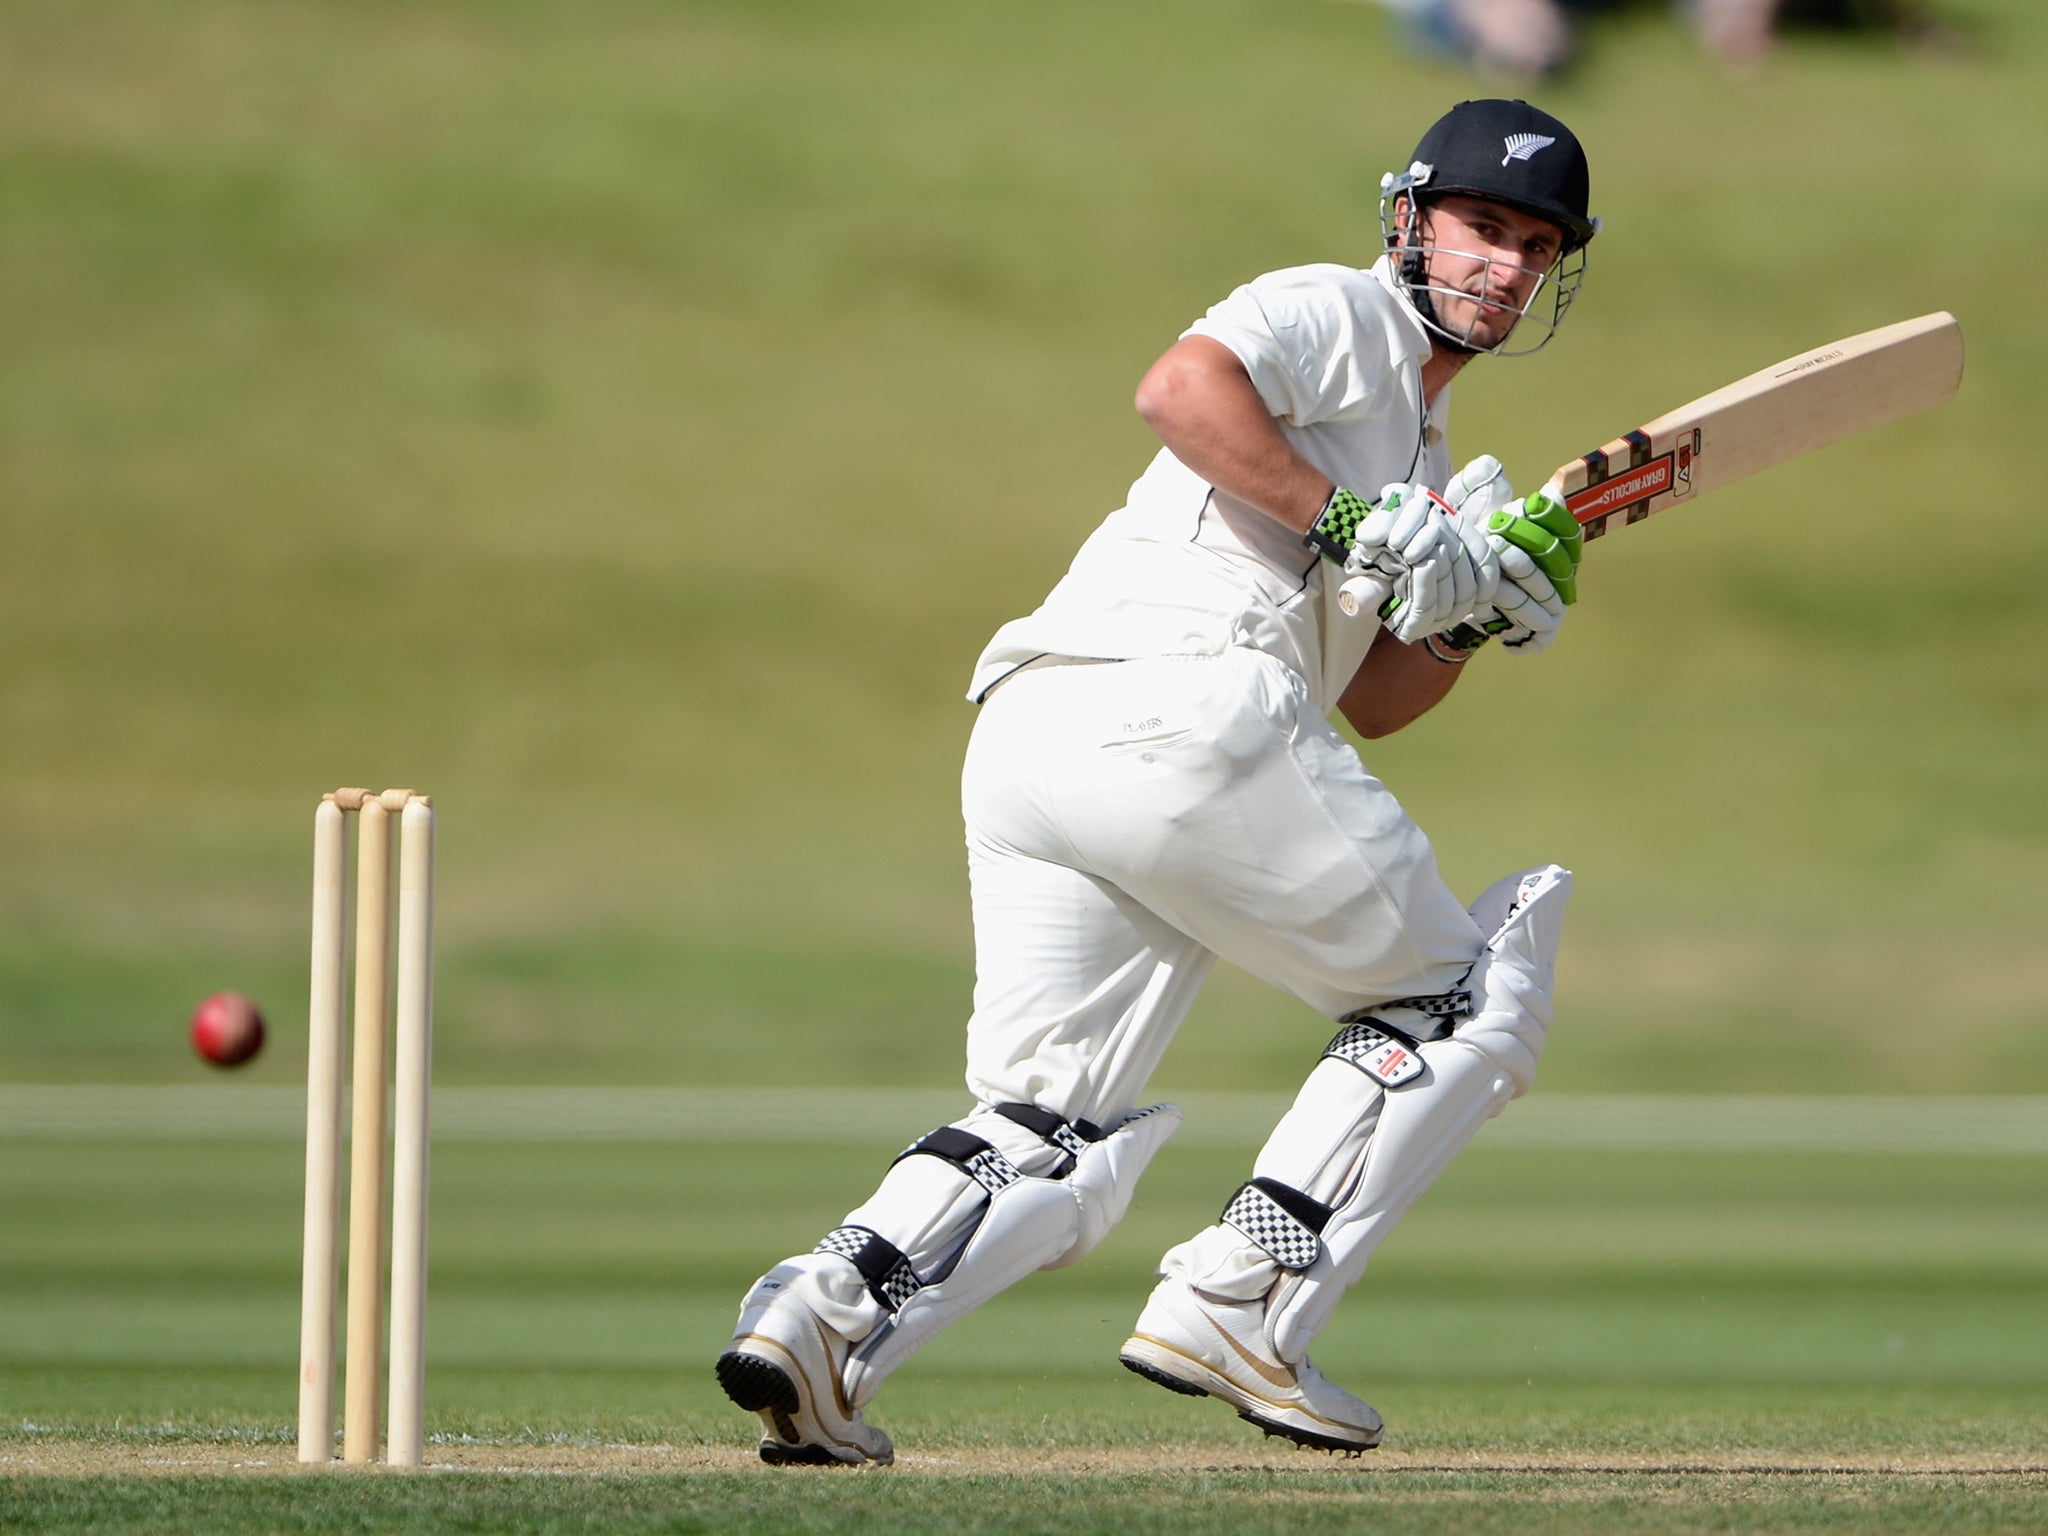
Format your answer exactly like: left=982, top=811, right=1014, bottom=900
left=1267, top=864, right=1570, bottom=1360
left=777, top=1101, right=1181, bottom=1411
left=1155, top=865, right=1570, bottom=1366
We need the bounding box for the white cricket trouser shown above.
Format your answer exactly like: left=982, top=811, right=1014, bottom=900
left=960, top=648, right=1483, bottom=1129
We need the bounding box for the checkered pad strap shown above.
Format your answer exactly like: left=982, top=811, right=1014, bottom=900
left=991, top=1101, right=1102, bottom=1177
left=893, top=1126, right=1024, bottom=1194
left=1395, top=988, right=1473, bottom=1021
left=814, top=1225, right=922, bottom=1313
left=1221, top=1178, right=1331, bottom=1272
left=1326, top=1022, right=1388, bottom=1062
left=1339, top=989, right=1472, bottom=1029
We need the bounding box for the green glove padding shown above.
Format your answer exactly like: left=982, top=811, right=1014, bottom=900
left=1436, top=491, right=1584, bottom=653
left=1486, top=491, right=1582, bottom=607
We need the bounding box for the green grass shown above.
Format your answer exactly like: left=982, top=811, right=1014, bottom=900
left=1, top=0, right=2045, bottom=1093
left=3, top=1135, right=2044, bottom=1530
left=3, top=1, right=2046, bottom=1529
left=7, top=1468, right=2045, bottom=1536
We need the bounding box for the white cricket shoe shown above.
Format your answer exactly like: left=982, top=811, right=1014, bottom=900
left=715, top=1266, right=894, bottom=1467
left=1118, top=1273, right=1383, bottom=1454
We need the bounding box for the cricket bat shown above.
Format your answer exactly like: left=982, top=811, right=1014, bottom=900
left=1336, top=310, right=1965, bottom=618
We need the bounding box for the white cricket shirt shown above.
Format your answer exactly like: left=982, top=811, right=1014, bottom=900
left=968, top=256, right=1451, bottom=706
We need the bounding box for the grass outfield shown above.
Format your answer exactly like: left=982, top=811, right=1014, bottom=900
left=3, top=2, right=2045, bottom=1530
left=3, top=1134, right=2044, bottom=1531
left=6, top=1464, right=2045, bottom=1536
left=1, top=0, right=2045, bottom=1094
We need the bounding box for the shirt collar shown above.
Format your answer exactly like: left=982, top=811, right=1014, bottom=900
left=1368, top=255, right=1434, bottom=368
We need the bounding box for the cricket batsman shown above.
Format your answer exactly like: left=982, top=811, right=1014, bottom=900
left=718, top=98, right=1597, bottom=1464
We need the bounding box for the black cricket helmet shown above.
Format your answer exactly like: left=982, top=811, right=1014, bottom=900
left=1380, top=99, right=1598, bottom=357
left=1405, top=98, right=1596, bottom=252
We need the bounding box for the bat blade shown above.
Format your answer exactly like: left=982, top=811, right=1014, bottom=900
left=1332, top=312, right=1962, bottom=622
left=1552, top=311, right=1963, bottom=540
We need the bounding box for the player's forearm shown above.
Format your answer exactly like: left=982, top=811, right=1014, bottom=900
left=1134, top=337, right=1330, bottom=534
left=1337, top=630, right=1468, bottom=739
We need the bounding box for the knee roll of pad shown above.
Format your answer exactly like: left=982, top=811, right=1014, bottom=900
left=807, top=1105, right=1102, bottom=1320
left=1060, top=1102, right=1181, bottom=1268
left=1457, top=862, right=1571, bottom=1096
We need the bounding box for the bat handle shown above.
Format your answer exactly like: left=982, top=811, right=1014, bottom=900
left=1336, top=571, right=1395, bottom=620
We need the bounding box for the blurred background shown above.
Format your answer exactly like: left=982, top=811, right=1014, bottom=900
left=3, top=0, right=2039, bottom=1099
left=3, top=0, right=2044, bottom=1466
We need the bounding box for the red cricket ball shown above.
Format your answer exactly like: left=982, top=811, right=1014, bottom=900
left=190, top=991, right=266, bottom=1068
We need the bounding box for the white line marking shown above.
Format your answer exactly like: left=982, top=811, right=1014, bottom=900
left=1, top=1087, right=2045, bottom=1153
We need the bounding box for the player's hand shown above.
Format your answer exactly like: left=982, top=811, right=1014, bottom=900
left=1345, top=483, right=1495, bottom=643
left=1443, top=454, right=1515, bottom=523
left=1434, top=455, right=1513, bottom=636
left=1488, top=490, right=1582, bottom=606
left=1436, top=489, right=1581, bottom=654
left=1487, top=542, right=1568, bottom=652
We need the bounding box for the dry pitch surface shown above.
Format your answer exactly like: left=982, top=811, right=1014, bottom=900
left=10, top=1439, right=2045, bottom=1480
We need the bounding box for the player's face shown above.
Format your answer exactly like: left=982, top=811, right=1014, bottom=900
left=1412, top=196, right=1566, bottom=350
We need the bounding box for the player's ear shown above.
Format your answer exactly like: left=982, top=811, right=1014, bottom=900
left=1408, top=197, right=1439, bottom=245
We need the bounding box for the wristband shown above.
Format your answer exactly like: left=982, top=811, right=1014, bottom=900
left=1424, top=634, right=1473, bottom=665
left=1305, top=486, right=1373, bottom=564
left=1438, top=620, right=1496, bottom=652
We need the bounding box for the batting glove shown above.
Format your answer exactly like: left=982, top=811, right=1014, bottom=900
left=1443, top=454, right=1516, bottom=523
left=1438, top=490, right=1581, bottom=653
left=1488, top=542, right=1568, bottom=652
left=1344, top=483, right=1496, bottom=643
left=1492, top=490, right=1583, bottom=605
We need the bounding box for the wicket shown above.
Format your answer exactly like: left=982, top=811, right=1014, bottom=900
left=298, top=787, right=436, bottom=1466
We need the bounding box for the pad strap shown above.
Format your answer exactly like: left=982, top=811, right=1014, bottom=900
left=991, top=1101, right=1103, bottom=1177
left=1221, top=1178, right=1331, bottom=1272
left=891, top=1126, right=1025, bottom=1194
left=815, top=1225, right=923, bottom=1313
left=1338, top=988, right=1473, bottom=1033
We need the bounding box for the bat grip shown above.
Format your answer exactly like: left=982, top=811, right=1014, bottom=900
left=1336, top=571, right=1395, bottom=620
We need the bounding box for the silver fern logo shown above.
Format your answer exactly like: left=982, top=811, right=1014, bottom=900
left=1502, top=133, right=1557, bottom=166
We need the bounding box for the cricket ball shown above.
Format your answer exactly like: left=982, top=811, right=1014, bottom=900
left=190, top=991, right=266, bottom=1068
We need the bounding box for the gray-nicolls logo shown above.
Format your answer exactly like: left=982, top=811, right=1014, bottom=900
left=1502, top=133, right=1556, bottom=166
